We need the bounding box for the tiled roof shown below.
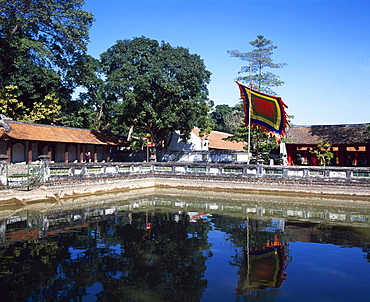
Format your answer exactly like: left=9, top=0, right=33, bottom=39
left=192, top=128, right=246, bottom=151
left=285, top=123, right=370, bottom=145
left=1, top=120, right=128, bottom=145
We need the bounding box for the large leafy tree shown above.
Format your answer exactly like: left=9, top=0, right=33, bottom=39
left=211, top=104, right=233, bottom=132
left=211, top=103, right=244, bottom=134
left=60, top=54, right=111, bottom=129
left=228, top=35, right=286, bottom=95
left=0, top=0, right=94, bottom=123
left=100, top=37, right=212, bottom=146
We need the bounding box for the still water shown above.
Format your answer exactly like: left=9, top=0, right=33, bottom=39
left=0, top=188, right=370, bottom=302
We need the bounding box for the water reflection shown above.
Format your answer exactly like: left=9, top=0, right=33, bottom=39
left=0, top=188, right=369, bottom=301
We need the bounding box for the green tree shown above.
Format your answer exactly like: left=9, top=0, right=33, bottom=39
left=0, top=0, right=94, bottom=123
left=224, top=125, right=279, bottom=164
left=100, top=37, right=212, bottom=147
left=0, top=85, right=26, bottom=119
left=60, top=54, right=114, bottom=129
left=309, top=139, right=334, bottom=166
left=0, top=85, right=61, bottom=123
left=211, top=104, right=233, bottom=132
left=211, top=103, right=244, bottom=134
left=223, top=101, right=244, bottom=133
left=228, top=35, right=286, bottom=95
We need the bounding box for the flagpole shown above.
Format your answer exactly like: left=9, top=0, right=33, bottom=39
left=248, top=61, right=252, bottom=164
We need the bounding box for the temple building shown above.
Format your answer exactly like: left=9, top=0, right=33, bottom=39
left=284, top=123, right=370, bottom=166
left=0, top=116, right=128, bottom=164
left=167, top=127, right=245, bottom=151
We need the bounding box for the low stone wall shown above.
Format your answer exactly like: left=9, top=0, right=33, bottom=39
left=44, top=161, right=370, bottom=183
left=1, top=162, right=370, bottom=198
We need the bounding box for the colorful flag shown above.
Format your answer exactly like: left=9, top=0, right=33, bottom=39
left=236, top=82, right=289, bottom=136
left=146, top=135, right=154, bottom=147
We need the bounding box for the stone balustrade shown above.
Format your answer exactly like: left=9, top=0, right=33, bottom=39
left=45, top=162, right=370, bottom=183
left=1, top=161, right=370, bottom=191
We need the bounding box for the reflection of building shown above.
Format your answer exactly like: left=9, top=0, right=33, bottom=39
left=187, top=212, right=212, bottom=222
left=285, top=123, right=370, bottom=166
left=236, top=235, right=288, bottom=294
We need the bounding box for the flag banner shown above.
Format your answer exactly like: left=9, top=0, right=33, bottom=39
left=236, top=82, right=288, bottom=136
left=146, top=135, right=154, bottom=147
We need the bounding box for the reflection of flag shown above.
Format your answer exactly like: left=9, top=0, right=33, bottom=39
left=146, top=135, right=154, bottom=147
left=236, top=82, right=288, bottom=136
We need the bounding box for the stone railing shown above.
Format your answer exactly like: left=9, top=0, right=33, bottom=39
left=45, top=162, right=370, bottom=183
left=1, top=161, right=370, bottom=188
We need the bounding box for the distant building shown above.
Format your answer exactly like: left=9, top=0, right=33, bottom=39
left=0, top=116, right=128, bottom=164
left=284, top=123, right=370, bottom=166
left=165, top=128, right=248, bottom=163
left=167, top=127, right=245, bottom=151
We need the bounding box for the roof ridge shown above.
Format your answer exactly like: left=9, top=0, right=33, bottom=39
left=291, top=122, right=370, bottom=128
left=6, top=120, right=98, bottom=132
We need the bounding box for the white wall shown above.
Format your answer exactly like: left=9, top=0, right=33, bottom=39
left=167, top=131, right=208, bottom=151
left=12, top=143, right=24, bottom=163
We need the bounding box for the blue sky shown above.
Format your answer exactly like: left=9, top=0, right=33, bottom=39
left=83, top=0, right=370, bottom=125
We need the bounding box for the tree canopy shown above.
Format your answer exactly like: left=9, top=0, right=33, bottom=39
left=0, top=0, right=94, bottom=123
left=100, top=37, right=212, bottom=146
left=210, top=103, right=244, bottom=134
left=228, top=35, right=286, bottom=95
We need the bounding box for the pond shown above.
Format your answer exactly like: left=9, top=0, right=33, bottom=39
left=0, top=188, right=370, bottom=302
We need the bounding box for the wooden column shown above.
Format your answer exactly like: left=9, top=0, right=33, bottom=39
left=77, top=144, right=83, bottom=163
left=93, top=145, right=97, bottom=163
left=353, top=151, right=358, bottom=166
left=47, top=143, right=52, bottom=162
left=28, top=141, right=33, bottom=163
left=338, top=146, right=346, bottom=166
left=106, top=146, right=111, bottom=162
left=25, top=141, right=32, bottom=164
left=286, top=145, right=295, bottom=165
left=64, top=144, right=69, bottom=163
left=6, top=141, right=11, bottom=164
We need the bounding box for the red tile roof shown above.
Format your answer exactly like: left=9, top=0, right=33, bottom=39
left=1, top=120, right=128, bottom=146
left=192, top=128, right=246, bottom=151
left=285, top=123, right=370, bottom=145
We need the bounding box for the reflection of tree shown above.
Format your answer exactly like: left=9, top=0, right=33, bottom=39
left=0, top=240, right=63, bottom=301
left=96, top=212, right=211, bottom=301
left=0, top=211, right=212, bottom=301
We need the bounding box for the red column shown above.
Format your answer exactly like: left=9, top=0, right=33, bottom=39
left=47, top=143, right=52, bottom=162
left=27, top=141, right=32, bottom=163
left=77, top=144, right=82, bottom=163
left=82, top=145, right=87, bottom=162
left=353, top=152, right=358, bottom=166
left=6, top=141, right=11, bottom=164
left=93, top=145, right=97, bottom=163
left=106, top=146, right=111, bottom=162
left=338, top=146, right=346, bottom=167
left=286, top=145, right=293, bottom=165
left=64, top=144, right=69, bottom=163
